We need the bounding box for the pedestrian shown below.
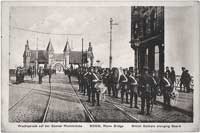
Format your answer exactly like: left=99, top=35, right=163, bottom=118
left=48, top=67, right=52, bottom=83
left=128, top=67, right=138, bottom=108
left=68, top=68, right=72, bottom=83
left=38, top=67, right=43, bottom=84
left=180, top=67, right=186, bottom=92
left=138, top=66, right=155, bottom=115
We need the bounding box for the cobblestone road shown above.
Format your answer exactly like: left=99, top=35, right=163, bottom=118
left=9, top=73, right=193, bottom=122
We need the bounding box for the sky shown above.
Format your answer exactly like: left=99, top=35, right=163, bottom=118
left=9, top=6, right=195, bottom=75
left=9, top=6, right=133, bottom=69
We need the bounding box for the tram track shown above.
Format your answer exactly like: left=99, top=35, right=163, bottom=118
left=70, top=83, right=95, bottom=122
left=42, top=82, right=52, bottom=122
left=105, top=99, right=141, bottom=122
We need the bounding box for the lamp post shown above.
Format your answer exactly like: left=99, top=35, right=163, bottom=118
left=109, top=18, right=118, bottom=69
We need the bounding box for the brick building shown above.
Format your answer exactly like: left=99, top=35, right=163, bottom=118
left=130, top=6, right=164, bottom=75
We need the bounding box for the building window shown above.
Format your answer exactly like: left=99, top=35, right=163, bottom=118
left=155, top=45, right=159, bottom=71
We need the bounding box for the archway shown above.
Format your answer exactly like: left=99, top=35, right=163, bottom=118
left=52, top=63, right=65, bottom=73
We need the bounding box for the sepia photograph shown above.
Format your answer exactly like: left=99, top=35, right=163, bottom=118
left=1, top=1, right=200, bottom=132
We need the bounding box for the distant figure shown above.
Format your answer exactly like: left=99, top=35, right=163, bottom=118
left=170, top=67, right=176, bottom=88
left=38, top=67, right=43, bottom=84
left=48, top=68, right=52, bottom=83
left=165, top=67, right=170, bottom=77
left=184, top=70, right=191, bottom=93
left=180, top=67, right=186, bottom=92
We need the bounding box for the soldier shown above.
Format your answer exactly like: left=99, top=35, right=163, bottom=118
left=38, top=67, right=44, bottom=84
left=180, top=67, right=186, bottom=92
left=170, top=67, right=176, bottom=88
left=152, top=70, right=160, bottom=104
left=160, top=72, right=173, bottom=110
left=138, top=66, right=155, bottom=115
left=95, top=67, right=102, bottom=106
left=107, top=69, right=112, bottom=96
left=165, top=66, right=170, bottom=76
left=119, top=69, right=128, bottom=104
left=91, top=67, right=99, bottom=106
left=84, top=67, right=92, bottom=102
left=184, top=70, right=191, bottom=93
left=128, top=67, right=138, bottom=108
left=82, top=67, right=88, bottom=95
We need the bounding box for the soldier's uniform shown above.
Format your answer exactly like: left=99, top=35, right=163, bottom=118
left=84, top=69, right=92, bottom=102
left=48, top=68, right=52, bottom=83
left=160, top=73, right=172, bottom=110
left=128, top=68, right=138, bottom=108
left=139, top=67, right=155, bottom=115
left=90, top=67, right=99, bottom=106
left=119, top=70, right=128, bottom=104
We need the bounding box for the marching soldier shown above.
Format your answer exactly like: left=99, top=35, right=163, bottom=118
left=107, top=69, right=113, bottom=96
left=139, top=66, right=155, bottom=115
left=160, top=72, right=173, bottom=110
left=91, top=67, right=100, bottom=106
left=84, top=67, right=92, bottom=102
left=152, top=70, right=160, bottom=104
left=128, top=67, right=138, bottom=108
left=119, top=69, right=128, bottom=104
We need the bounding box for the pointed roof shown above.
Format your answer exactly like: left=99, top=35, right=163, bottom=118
left=46, top=39, right=54, bottom=52
left=63, top=40, right=71, bottom=52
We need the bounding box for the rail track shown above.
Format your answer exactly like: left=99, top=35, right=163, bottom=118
left=42, top=82, right=52, bottom=122
left=70, top=83, right=95, bottom=122
left=70, top=82, right=141, bottom=122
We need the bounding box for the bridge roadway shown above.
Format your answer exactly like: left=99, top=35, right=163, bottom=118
left=9, top=73, right=192, bottom=122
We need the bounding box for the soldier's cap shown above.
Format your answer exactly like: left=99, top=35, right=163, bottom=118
left=182, top=67, right=185, bottom=69
left=129, top=67, right=134, bottom=72
left=171, top=67, right=174, bottom=69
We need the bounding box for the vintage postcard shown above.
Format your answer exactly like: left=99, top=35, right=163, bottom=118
left=1, top=1, right=200, bottom=132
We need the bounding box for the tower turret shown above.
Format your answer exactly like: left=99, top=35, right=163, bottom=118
left=23, top=40, right=31, bottom=69
left=46, top=39, right=54, bottom=65
left=63, top=40, right=71, bottom=68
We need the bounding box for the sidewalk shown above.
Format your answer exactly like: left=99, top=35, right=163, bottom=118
left=156, top=91, right=193, bottom=115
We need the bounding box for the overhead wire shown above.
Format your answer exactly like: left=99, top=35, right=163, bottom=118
left=12, top=26, right=83, bottom=36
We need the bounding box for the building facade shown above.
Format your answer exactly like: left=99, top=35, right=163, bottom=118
left=130, top=6, right=164, bottom=75
left=23, top=40, right=71, bottom=72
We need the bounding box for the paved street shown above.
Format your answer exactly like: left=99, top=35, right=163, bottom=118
left=9, top=73, right=86, bottom=122
left=9, top=73, right=193, bottom=122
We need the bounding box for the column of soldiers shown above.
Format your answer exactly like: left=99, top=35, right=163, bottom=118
left=77, top=65, right=190, bottom=115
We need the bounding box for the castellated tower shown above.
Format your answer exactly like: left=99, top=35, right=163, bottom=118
left=23, top=40, right=31, bottom=69
left=63, top=40, right=71, bottom=68
left=46, top=39, right=54, bottom=66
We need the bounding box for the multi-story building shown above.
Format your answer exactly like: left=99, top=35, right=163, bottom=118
left=130, top=6, right=164, bottom=75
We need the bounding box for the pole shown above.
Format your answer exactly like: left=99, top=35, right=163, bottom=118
left=36, top=37, right=38, bottom=76
left=109, top=18, right=113, bottom=69
left=81, top=38, right=83, bottom=68
left=9, top=12, right=11, bottom=80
